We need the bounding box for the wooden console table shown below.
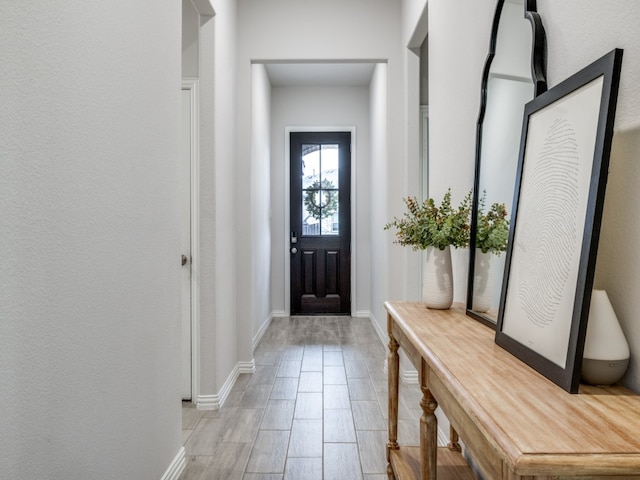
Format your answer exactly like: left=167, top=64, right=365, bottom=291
left=385, top=301, right=640, bottom=479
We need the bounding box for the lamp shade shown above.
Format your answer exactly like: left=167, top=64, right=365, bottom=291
left=581, top=290, right=629, bottom=386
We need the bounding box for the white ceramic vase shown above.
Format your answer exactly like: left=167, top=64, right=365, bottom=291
left=472, top=249, right=492, bottom=313
left=581, top=290, right=630, bottom=386
left=422, top=245, right=453, bottom=309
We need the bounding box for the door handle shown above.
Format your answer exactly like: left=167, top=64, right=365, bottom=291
left=290, top=247, right=298, bottom=255
left=181, top=254, right=188, bottom=266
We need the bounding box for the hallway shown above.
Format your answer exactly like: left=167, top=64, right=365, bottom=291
left=179, top=316, right=421, bottom=479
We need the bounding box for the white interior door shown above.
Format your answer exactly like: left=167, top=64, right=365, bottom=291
left=180, top=87, right=193, bottom=400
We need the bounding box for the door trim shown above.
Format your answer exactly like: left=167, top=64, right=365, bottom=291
left=182, top=78, right=200, bottom=401
left=284, top=126, right=357, bottom=316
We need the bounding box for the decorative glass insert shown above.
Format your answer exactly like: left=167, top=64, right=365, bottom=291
left=302, top=145, right=320, bottom=188
left=321, top=192, right=339, bottom=235
left=301, top=143, right=340, bottom=236
left=321, top=144, right=339, bottom=185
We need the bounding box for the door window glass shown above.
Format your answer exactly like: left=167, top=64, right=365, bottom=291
left=302, top=144, right=340, bottom=236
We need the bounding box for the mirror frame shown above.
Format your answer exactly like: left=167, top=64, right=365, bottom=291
left=467, top=0, right=548, bottom=328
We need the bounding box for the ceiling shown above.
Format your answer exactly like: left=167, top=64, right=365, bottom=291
left=263, top=62, right=377, bottom=87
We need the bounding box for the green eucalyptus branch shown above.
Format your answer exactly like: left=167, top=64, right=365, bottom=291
left=475, top=190, right=509, bottom=255
left=384, top=188, right=472, bottom=251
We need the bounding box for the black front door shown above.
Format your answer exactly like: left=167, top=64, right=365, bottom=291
left=290, top=132, right=351, bottom=315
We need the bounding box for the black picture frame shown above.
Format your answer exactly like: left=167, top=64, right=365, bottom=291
left=495, top=49, right=623, bottom=393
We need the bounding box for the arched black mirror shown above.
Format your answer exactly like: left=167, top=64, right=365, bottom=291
left=467, top=0, right=547, bottom=327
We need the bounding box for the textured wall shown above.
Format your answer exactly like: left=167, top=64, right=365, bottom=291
left=539, top=1, right=640, bottom=391
left=211, top=0, right=240, bottom=390
left=369, top=64, right=390, bottom=334
left=196, top=0, right=240, bottom=398
left=0, top=2, right=182, bottom=478
left=251, top=65, right=272, bottom=338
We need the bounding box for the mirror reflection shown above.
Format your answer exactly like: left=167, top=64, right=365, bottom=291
left=468, top=0, right=547, bottom=325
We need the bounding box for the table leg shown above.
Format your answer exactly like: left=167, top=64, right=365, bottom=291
left=420, top=360, right=437, bottom=480
left=448, top=425, right=461, bottom=452
left=387, top=328, right=400, bottom=479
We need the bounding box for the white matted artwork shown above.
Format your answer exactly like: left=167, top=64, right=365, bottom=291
left=502, top=76, right=603, bottom=368
left=495, top=49, right=623, bottom=393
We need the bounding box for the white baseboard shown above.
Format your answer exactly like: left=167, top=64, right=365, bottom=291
left=271, top=310, right=288, bottom=317
left=196, top=362, right=241, bottom=410
left=161, top=447, right=185, bottom=480
left=438, top=426, right=449, bottom=447
left=253, top=314, right=273, bottom=351
left=369, top=311, right=418, bottom=384
left=195, top=357, right=256, bottom=411
left=401, top=369, right=418, bottom=384
left=216, top=362, right=239, bottom=407
left=383, top=360, right=419, bottom=385
left=239, top=359, right=256, bottom=374
left=353, top=309, right=370, bottom=318
left=368, top=311, right=388, bottom=347
left=196, top=393, right=220, bottom=410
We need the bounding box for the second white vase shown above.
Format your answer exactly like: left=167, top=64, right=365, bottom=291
left=581, top=290, right=630, bottom=385
left=422, top=245, right=453, bottom=309
left=472, top=249, right=492, bottom=313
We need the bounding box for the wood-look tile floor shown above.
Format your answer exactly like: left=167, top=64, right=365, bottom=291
left=179, top=316, right=422, bottom=480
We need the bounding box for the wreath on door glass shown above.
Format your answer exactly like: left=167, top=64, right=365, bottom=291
left=304, top=179, right=338, bottom=220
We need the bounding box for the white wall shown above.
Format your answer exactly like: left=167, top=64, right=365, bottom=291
left=250, top=65, right=272, bottom=338
left=269, top=86, right=371, bottom=315
left=403, top=0, right=428, bottom=50
left=537, top=1, right=640, bottom=391
left=369, top=64, right=390, bottom=334
left=193, top=0, right=241, bottom=401
left=182, top=0, right=199, bottom=77
left=0, top=2, right=182, bottom=478
left=403, top=48, right=424, bottom=304
left=211, top=0, right=241, bottom=394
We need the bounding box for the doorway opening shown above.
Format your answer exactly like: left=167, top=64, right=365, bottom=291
left=181, top=78, right=200, bottom=401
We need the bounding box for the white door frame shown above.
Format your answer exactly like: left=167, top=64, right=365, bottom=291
left=182, top=78, right=200, bottom=401
left=284, top=126, right=357, bottom=316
